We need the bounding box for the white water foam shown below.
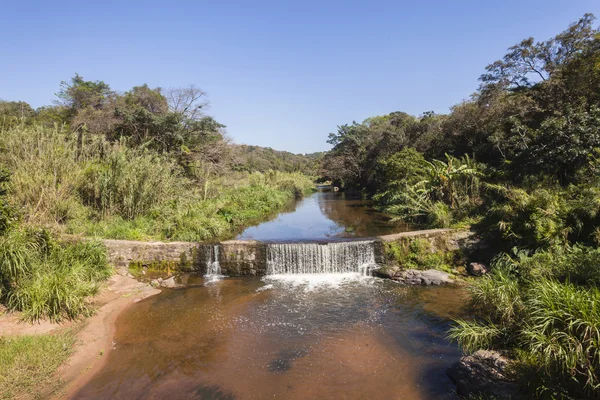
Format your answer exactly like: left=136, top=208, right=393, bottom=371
left=263, top=272, right=375, bottom=292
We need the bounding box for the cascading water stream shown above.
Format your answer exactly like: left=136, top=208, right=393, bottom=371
left=266, top=241, right=377, bottom=276
left=204, top=245, right=223, bottom=282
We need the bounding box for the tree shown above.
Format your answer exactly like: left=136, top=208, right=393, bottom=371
left=480, top=13, right=597, bottom=93
left=56, top=73, right=113, bottom=117
left=164, top=85, right=208, bottom=121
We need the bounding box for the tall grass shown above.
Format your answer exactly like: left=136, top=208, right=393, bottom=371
left=78, top=148, right=181, bottom=219
left=0, top=231, right=111, bottom=322
left=449, top=247, right=600, bottom=399
left=0, top=123, right=314, bottom=241
left=523, top=281, right=600, bottom=394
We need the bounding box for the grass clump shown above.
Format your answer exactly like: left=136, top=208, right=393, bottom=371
left=0, top=331, right=76, bottom=399
left=5, top=240, right=111, bottom=322
left=0, top=227, right=111, bottom=322
left=449, top=247, right=600, bottom=399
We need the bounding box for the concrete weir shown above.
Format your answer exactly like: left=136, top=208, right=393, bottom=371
left=102, top=228, right=478, bottom=277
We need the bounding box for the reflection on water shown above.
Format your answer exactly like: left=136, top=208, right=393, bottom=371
left=236, top=190, right=412, bottom=241
left=75, top=276, right=469, bottom=399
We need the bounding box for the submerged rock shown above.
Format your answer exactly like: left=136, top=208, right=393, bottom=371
left=447, top=350, right=523, bottom=399
left=467, top=262, right=489, bottom=276
left=372, top=265, right=401, bottom=279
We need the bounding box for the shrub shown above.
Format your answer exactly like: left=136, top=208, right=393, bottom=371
left=0, top=234, right=111, bottom=322
left=78, top=147, right=181, bottom=219
left=449, top=246, right=600, bottom=399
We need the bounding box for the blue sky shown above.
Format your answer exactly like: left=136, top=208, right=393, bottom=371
left=1, top=1, right=599, bottom=153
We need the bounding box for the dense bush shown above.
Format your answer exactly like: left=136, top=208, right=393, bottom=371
left=0, top=227, right=111, bottom=321
left=0, top=123, right=314, bottom=241
left=449, top=247, right=600, bottom=399
left=319, top=14, right=600, bottom=399
left=374, top=152, right=481, bottom=227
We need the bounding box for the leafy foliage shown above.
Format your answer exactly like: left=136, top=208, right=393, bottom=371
left=320, top=14, right=600, bottom=399
left=449, top=247, right=600, bottom=399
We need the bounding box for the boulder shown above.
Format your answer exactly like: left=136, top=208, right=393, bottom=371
left=373, top=267, right=453, bottom=285
left=160, top=276, right=178, bottom=288
left=447, top=350, right=523, bottom=399
left=398, top=269, right=454, bottom=285
left=372, top=266, right=401, bottom=279
left=467, top=262, right=489, bottom=276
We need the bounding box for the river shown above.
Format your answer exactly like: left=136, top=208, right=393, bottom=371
left=73, top=190, right=467, bottom=399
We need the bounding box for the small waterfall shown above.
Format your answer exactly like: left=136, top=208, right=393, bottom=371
left=204, top=245, right=222, bottom=280
left=266, top=241, right=377, bottom=275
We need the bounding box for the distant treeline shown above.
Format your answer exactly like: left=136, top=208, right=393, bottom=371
left=0, top=78, right=319, bottom=176
left=231, top=144, right=323, bottom=175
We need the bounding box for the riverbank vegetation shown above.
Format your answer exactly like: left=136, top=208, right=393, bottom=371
left=0, top=330, right=76, bottom=398
left=321, top=14, right=600, bottom=399
left=0, top=76, right=314, bottom=323
left=0, top=77, right=315, bottom=242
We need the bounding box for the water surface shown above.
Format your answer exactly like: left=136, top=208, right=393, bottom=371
left=76, top=276, right=468, bottom=399
left=236, top=190, right=412, bottom=241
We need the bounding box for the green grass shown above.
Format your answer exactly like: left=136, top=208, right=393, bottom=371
left=0, top=331, right=76, bottom=400
left=384, top=237, right=461, bottom=273
left=448, top=247, right=600, bottom=399
left=1, top=234, right=112, bottom=322
left=0, top=123, right=315, bottom=242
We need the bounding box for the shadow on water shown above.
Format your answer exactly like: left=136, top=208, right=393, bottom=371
left=193, top=385, right=236, bottom=400
left=75, top=277, right=469, bottom=400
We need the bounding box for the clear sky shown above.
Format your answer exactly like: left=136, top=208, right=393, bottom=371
left=1, top=1, right=599, bottom=153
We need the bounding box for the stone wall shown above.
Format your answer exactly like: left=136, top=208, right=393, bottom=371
left=214, top=240, right=267, bottom=276
left=377, top=228, right=482, bottom=254
left=102, top=239, right=200, bottom=274
left=100, top=228, right=483, bottom=277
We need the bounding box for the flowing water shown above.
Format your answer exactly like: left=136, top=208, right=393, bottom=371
left=75, top=276, right=469, bottom=399
left=204, top=245, right=223, bottom=283
left=74, top=191, right=467, bottom=399
left=236, top=189, right=413, bottom=241
left=266, top=241, right=376, bottom=275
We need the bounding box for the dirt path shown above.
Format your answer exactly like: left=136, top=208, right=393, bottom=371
left=49, top=274, right=160, bottom=399
left=0, top=274, right=161, bottom=399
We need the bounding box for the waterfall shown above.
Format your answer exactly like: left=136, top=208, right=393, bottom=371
left=204, top=245, right=222, bottom=279
left=266, top=241, right=376, bottom=275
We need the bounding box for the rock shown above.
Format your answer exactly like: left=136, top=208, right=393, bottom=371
left=150, top=279, right=160, bottom=288
left=468, top=262, right=489, bottom=276
left=373, top=266, right=401, bottom=279
left=177, top=273, right=191, bottom=286
left=160, top=276, right=179, bottom=288
left=447, top=350, right=523, bottom=399
left=396, top=269, right=453, bottom=285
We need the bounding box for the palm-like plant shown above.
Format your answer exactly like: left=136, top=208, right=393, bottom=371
left=377, top=154, right=482, bottom=226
